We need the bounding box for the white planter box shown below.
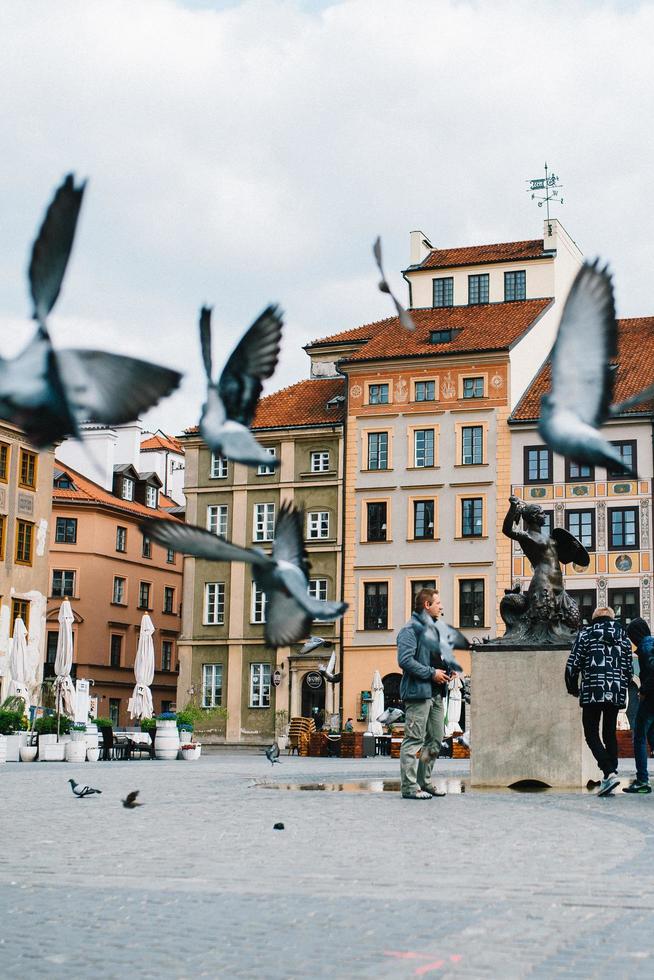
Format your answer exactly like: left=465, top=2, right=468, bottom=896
left=19, top=746, right=38, bottom=762
left=86, top=747, right=100, bottom=762
left=181, top=745, right=201, bottom=761
left=65, top=741, right=87, bottom=763
left=5, top=733, right=27, bottom=762
left=155, top=721, right=180, bottom=760
left=0, top=735, right=6, bottom=764
left=41, top=743, right=66, bottom=762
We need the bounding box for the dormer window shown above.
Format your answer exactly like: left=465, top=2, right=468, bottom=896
left=468, top=274, right=489, bottom=305
left=145, top=485, right=158, bottom=508
left=122, top=477, right=134, bottom=501
left=504, top=270, right=526, bottom=301
left=432, top=277, right=453, bottom=308
left=326, top=394, right=345, bottom=409
left=429, top=329, right=454, bottom=344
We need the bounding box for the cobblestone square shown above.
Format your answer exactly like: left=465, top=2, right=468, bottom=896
left=1, top=752, right=653, bottom=978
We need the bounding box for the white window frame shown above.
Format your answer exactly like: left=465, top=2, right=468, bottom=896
left=310, top=450, right=330, bottom=473
left=145, top=485, right=158, bottom=508
left=249, top=662, right=271, bottom=708
left=251, top=584, right=267, bottom=623
left=116, top=526, right=127, bottom=552
left=202, top=663, right=223, bottom=707
left=207, top=504, right=228, bottom=538
left=308, top=578, right=328, bottom=602
left=253, top=503, right=275, bottom=542
left=257, top=446, right=277, bottom=475
left=210, top=453, right=228, bottom=479
left=204, top=582, right=225, bottom=625
left=414, top=429, right=435, bottom=468
left=307, top=511, right=330, bottom=539
left=112, top=577, right=126, bottom=604
left=122, top=477, right=134, bottom=501
left=52, top=569, right=75, bottom=597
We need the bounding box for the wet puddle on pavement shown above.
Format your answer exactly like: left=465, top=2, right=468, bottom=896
left=256, top=778, right=600, bottom=794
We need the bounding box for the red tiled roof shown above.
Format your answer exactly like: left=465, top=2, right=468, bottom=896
left=512, top=317, right=654, bottom=421
left=414, top=239, right=547, bottom=271
left=52, top=462, right=181, bottom=521
left=336, top=300, right=552, bottom=364
left=141, top=433, right=184, bottom=454
left=307, top=320, right=389, bottom=348
left=253, top=377, right=345, bottom=429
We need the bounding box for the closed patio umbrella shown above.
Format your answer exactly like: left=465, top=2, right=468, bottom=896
left=54, top=599, right=76, bottom=719
left=8, top=617, right=31, bottom=710
left=368, top=669, right=384, bottom=736
left=129, top=613, right=155, bottom=720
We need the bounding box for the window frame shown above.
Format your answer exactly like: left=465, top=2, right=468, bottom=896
left=253, top=502, right=275, bottom=542
left=468, top=273, right=489, bottom=305
left=413, top=379, right=437, bottom=402
left=608, top=506, right=639, bottom=550
left=432, top=276, right=454, bottom=308
left=413, top=428, right=435, bottom=468
left=112, top=576, right=126, bottom=605
left=116, top=526, right=127, bottom=553
left=366, top=500, right=388, bottom=542
left=565, top=508, right=596, bottom=551
left=202, top=663, right=224, bottom=707
left=145, top=484, right=158, bottom=508
left=367, top=383, right=390, bottom=405
left=0, top=514, right=5, bottom=561
left=161, top=640, right=173, bottom=672
left=310, top=450, right=330, bottom=473
left=504, top=269, right=526, bottom=301
left=565, top=459, right=595, bottom=482
left=251, top=583, right=267, bottom=624
left=52, top=569, right=76, bottom=598
left=566, top=588, right=597, bottom=628
left=458, top=578, right=486, bottom=629
left=362, top=580, right=389, bottom=631
left=11, top=599, right=30, bottom=633
left=608, top=587, right=640, bottom=627
left=366, top=430, right=389, bottom=471
left=461, top=424, right=484, bottom=465
left=461, top=497, right=484, bottom=538
left=138, top=581, right=152, bottom=610
left=15, top=519, right=34, bottom=565
left=608, top=440, right=637, bottom=479
left=18, top=448, right=37, bottom=490
left=142, top=535, right=152, bottom=559
left=121, top=477, right=134, bottom=501
left=523, top=445, right=553, bottom=484
left=461, top=376, right=485, bottom=400
left=55, top=517, right=78, bottom=544
left=110, top=633, right=122, bottom=668
left=203, top=582, right=225, bottom=625
left=412, top=499, right=436, bottom=541
left=210, top=453, right=228, bottom=479
left=0, top=441, right=9, bottom=483
left=308, top=578, right=328, bottom=602
left=163, top=586, right=175, bottom=615
left=249, top=662, right=272, bottom=708
left=307, top=510, right=330, bottom=540
left=257, top=446, right=277, bottom=476
left=207, top=504, right=228, bottom=538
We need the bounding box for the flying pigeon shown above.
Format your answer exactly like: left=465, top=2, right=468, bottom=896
left=265, top=742, right=281, bottom=765
left=121, top=790, right=143, bottom=809
left=318, top=649, right=342, bottom=684
left=0, top=174, right=182, bottom=449
left=198, top=304, right=283, bottom=467
left=377, top=707, right=404, bottom=726
left=538, top=259, right=649, bottom=476
left=373, top=237, right=415, bottom=331
left=68, top=778, right=102, bottom=798
left=298, top=636, right=331, bottom=655
left=414, top=611, right=469, bottom=674
left=141, top=503, right=348, bottom=647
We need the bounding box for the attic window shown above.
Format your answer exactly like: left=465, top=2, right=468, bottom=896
left=122, top=477, right=134, bottom=501
left=146, top=485, right=158, bottom=508
left=429, top=329, right=455, bottom=344
left=326, top=394, right=345, bottom=408
left=54, top=474, right=75, bottom=490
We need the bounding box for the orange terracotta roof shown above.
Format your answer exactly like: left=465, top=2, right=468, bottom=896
left=512, top=317, right=654, bottom=421
left=140, top=433, right=184, bottom=454
left=307, top=319, right=389, bottom=348
left=336, top=300, right=552, bottom=364
left=413, top=239, right=547, bottom=271
left=52, top=462, right=181, bottom=521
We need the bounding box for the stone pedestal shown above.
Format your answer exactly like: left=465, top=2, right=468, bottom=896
left=471, top=646, right=601, bottom=788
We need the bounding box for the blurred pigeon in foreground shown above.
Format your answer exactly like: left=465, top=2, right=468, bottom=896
left=298, top=636, right=331, bottom=655
left=68, top=778, right=101, bottom=798
left=198, top=304, right=283, bottom=467
left=318, top=649, right=341, bottom=684
left=265, top=742, right=281, bottom=765
left=373, top=237, right=415, bottom=331
left=538, top=260, right=646, bottom=476
left=377, top=707, right=404, bottom=726
left=122, top=790, right=143, bottom=809
left=414, top=611, right=468, bottom=674
left=141, top=503, right=347, bottom=647
left=0, top=174, right=182, bottom=449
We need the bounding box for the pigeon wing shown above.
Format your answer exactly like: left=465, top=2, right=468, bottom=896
left=272, top=503, right=311, bottom=577
left=218, top=305, right=283, bottom=426
left=29, top=173, right=86, bottom=325
left=264, top=591, right=313, bottom=647
left=140, top=518, right=273, bottom=567
left=125, top=791, right=139, bottom=806
left=56, top=349, right=182, bottom=426
left=199, top=306, right=213, bottom=380
left=280, top=571, right=348, bottom=622
left=373, top=236, right=415, bottom=332
left=548, top=260, right=617, bottom=427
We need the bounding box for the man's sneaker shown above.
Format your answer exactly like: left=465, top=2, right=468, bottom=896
left=622, top=780, right=652, bottom=794
left=597, top=773, right=621, bottom=796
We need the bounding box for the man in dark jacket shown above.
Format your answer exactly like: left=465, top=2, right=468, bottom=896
left=566, top=606, right=633, bottom=796
left=623, top=617, right=654, bottom=794
left=397, top=588, right=451, bottom=799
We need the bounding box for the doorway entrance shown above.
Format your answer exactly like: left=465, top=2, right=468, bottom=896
left=301, top=672, right=326, bottom=726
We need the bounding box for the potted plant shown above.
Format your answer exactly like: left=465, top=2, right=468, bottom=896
left=0, top=699, right=29, bottom=761
left=155, top=711, right=180, bottom=760
left=180, top=741, right=202, bottom=760
left=65, top=723, right=88, bottom=762
left=35, top=714, right=71, bottom=761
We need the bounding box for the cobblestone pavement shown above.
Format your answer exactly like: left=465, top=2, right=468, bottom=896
left=1, top=753, right=654, bottom=978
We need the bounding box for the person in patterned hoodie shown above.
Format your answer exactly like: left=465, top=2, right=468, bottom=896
left=565, top=606, right=633, bottom=796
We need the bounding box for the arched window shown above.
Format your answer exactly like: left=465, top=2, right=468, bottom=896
left=382, top=672, right=403, bottom=711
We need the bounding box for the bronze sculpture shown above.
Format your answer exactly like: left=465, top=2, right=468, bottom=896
left=499, top=495, right=590, bottom=644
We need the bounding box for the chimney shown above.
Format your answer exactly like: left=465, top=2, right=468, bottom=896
left=543, top=217, right=560, bottom=252
left=409, top=230, right=434, bottom=265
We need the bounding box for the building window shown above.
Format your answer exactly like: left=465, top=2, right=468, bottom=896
left=0, top=441, right=9, bottom=482
left=459, top=579, right=485, bottom=628
left=608, top=588, right=640, bottom=627
left=414, top=500, right=435, bottom=540
left=19, top=449, right=37, bottom=489
left=138, top=582, right=151, bottom=610
left=504, top=270, right=526, bottom=301
left=52, top=569, right=75, bottom=597
left=566, top=589, right=597, bottom=627
left=368, top=383, right=389, bottom=405
left=0, top=515, right=5, bottom=561
left=11, top=599, right=30, bottom=632
left=250, top=663, right=271, bottom=707
left=257, top=447, right=277, bottom=475
left=608, top=507, right=639, bottom=549
left=411, top=579, right=437, bottom=609
left=311, top=451, right=330, bottom=472
left=468, top=274, right=489, bottom=305
left=202, top=663, right=223, bottom=707
left=55, top=517, right=78, bottom=544
left=116, top=526, right=127, bottom=552
left=566, top=459, right=594, bottom=482
left=366, top=502, right=387, bottom=542
left=142, top=535, right=152, bottom=559
left=364, top=582, right=388, bottom=630
left=414, top=380, right=436, bottom=402
left=121, top=477, right=134, bottom=501
left=210, top=453, right=228, bottom=479
left=461, top=426, right=483, bottom=465
left=46, top=631, right=58, bottom=665
left=608, top=440, right=637, bottom=478
left=367, top=432, right=388, bottom=470
left=462, top=377, right=484, bottom=399
left=462, top=498, right=483, bottom=537
left=414, top=429, right=435, bottom=468
left=565, top=510, right=595, bottom=550
left=308, top=578, right=328, bottom=602
left=432, top=277, right=453, bottom=308
left=207, top=505, right=228, bottom=538
left=161, top=640, right=173, bottom=672
left=145, top=485, right=158, bottom=508
left=524, top=446, right=552, bottom=484
left=166, top=548, right=175, bottom=564
left=15, top=520, right=34, bottom=565
left=204, top=582, right=225, bottom=625
left=163, top=587, right=175, bottom=614
left=110, top=634, right=122, bottom=668
left=253, top=503, right=275, bottom=542
left=540, top=509, right=554, bottom=538
left=109, top=699, right=120, bottom=727
left=308, top=511, right=330, bottom=539
left=251, top=584, right=267, bottom=623
left=112, top=577, right=126, bottom=604
left=430, top=329, right=454, bottom=343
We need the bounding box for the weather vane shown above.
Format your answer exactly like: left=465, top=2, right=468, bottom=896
left=526, top=162, right=563, bottom=233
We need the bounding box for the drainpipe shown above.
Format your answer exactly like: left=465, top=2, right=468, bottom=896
left=338, top=379, right=348, bottom=722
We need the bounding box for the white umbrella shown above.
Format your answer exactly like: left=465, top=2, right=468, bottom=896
left=368, top=669, right=384, bottom=736
left=129, top=613, right=155, bottom=720
left=8, top=617, right=31, bottom=710
left=54, top=599, right=76, bottom=718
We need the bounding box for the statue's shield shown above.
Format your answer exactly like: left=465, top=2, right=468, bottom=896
left=552, top=527, right=590, bottom=567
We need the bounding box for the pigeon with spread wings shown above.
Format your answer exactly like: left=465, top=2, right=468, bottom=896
left=0, top=174, right=181, bottom=449
left=538, top=260, right=650, bottom=476
left=373, top=236, right=415, bottom=332
left=198, top=304, right=283, bottom=467
left=141, top=503, right=347, bottom=647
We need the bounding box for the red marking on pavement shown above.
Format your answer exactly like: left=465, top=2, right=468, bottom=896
left=414, top=959, right=445, bottom=975
left=384, top=951, right=430, bottom=959
left=383, top=951, right=462, bottom=973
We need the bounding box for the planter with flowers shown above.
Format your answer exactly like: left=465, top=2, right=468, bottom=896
left=180, top=742, right=202, bottom=761
left=155, top=712, right=180, bottom=760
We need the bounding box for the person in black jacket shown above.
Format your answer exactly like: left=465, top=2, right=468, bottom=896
left=566, top=606, right=633, bottom=796
left=623, top=618, right=654, bottom=794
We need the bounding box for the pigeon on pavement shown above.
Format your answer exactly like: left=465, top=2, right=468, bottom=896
left=538, top=259, right=646, bottom=476
left=198, top=304, right=283, bottom=467
left=265, top=743, right=281, bottom=765
left=121, top=790, right=143, bottom=809
left=0, top=174, right=182, bottom=449
left=318, top=649, right=342, bottom=684
left=273, top=822, right=285, bottom=830
left=68, top=778, right=102, bottom=798
left=141, top=503, right=348, bottom=647
left=414, top=611, right=469, bottom=674
left=377, top=707, right=404, bottom=726
left=298, top=636, right=331, bottom=655
left=373, top=237, right=415, bottom=331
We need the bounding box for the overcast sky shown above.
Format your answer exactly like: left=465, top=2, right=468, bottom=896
left=0, top=0, right=651, bottom=435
